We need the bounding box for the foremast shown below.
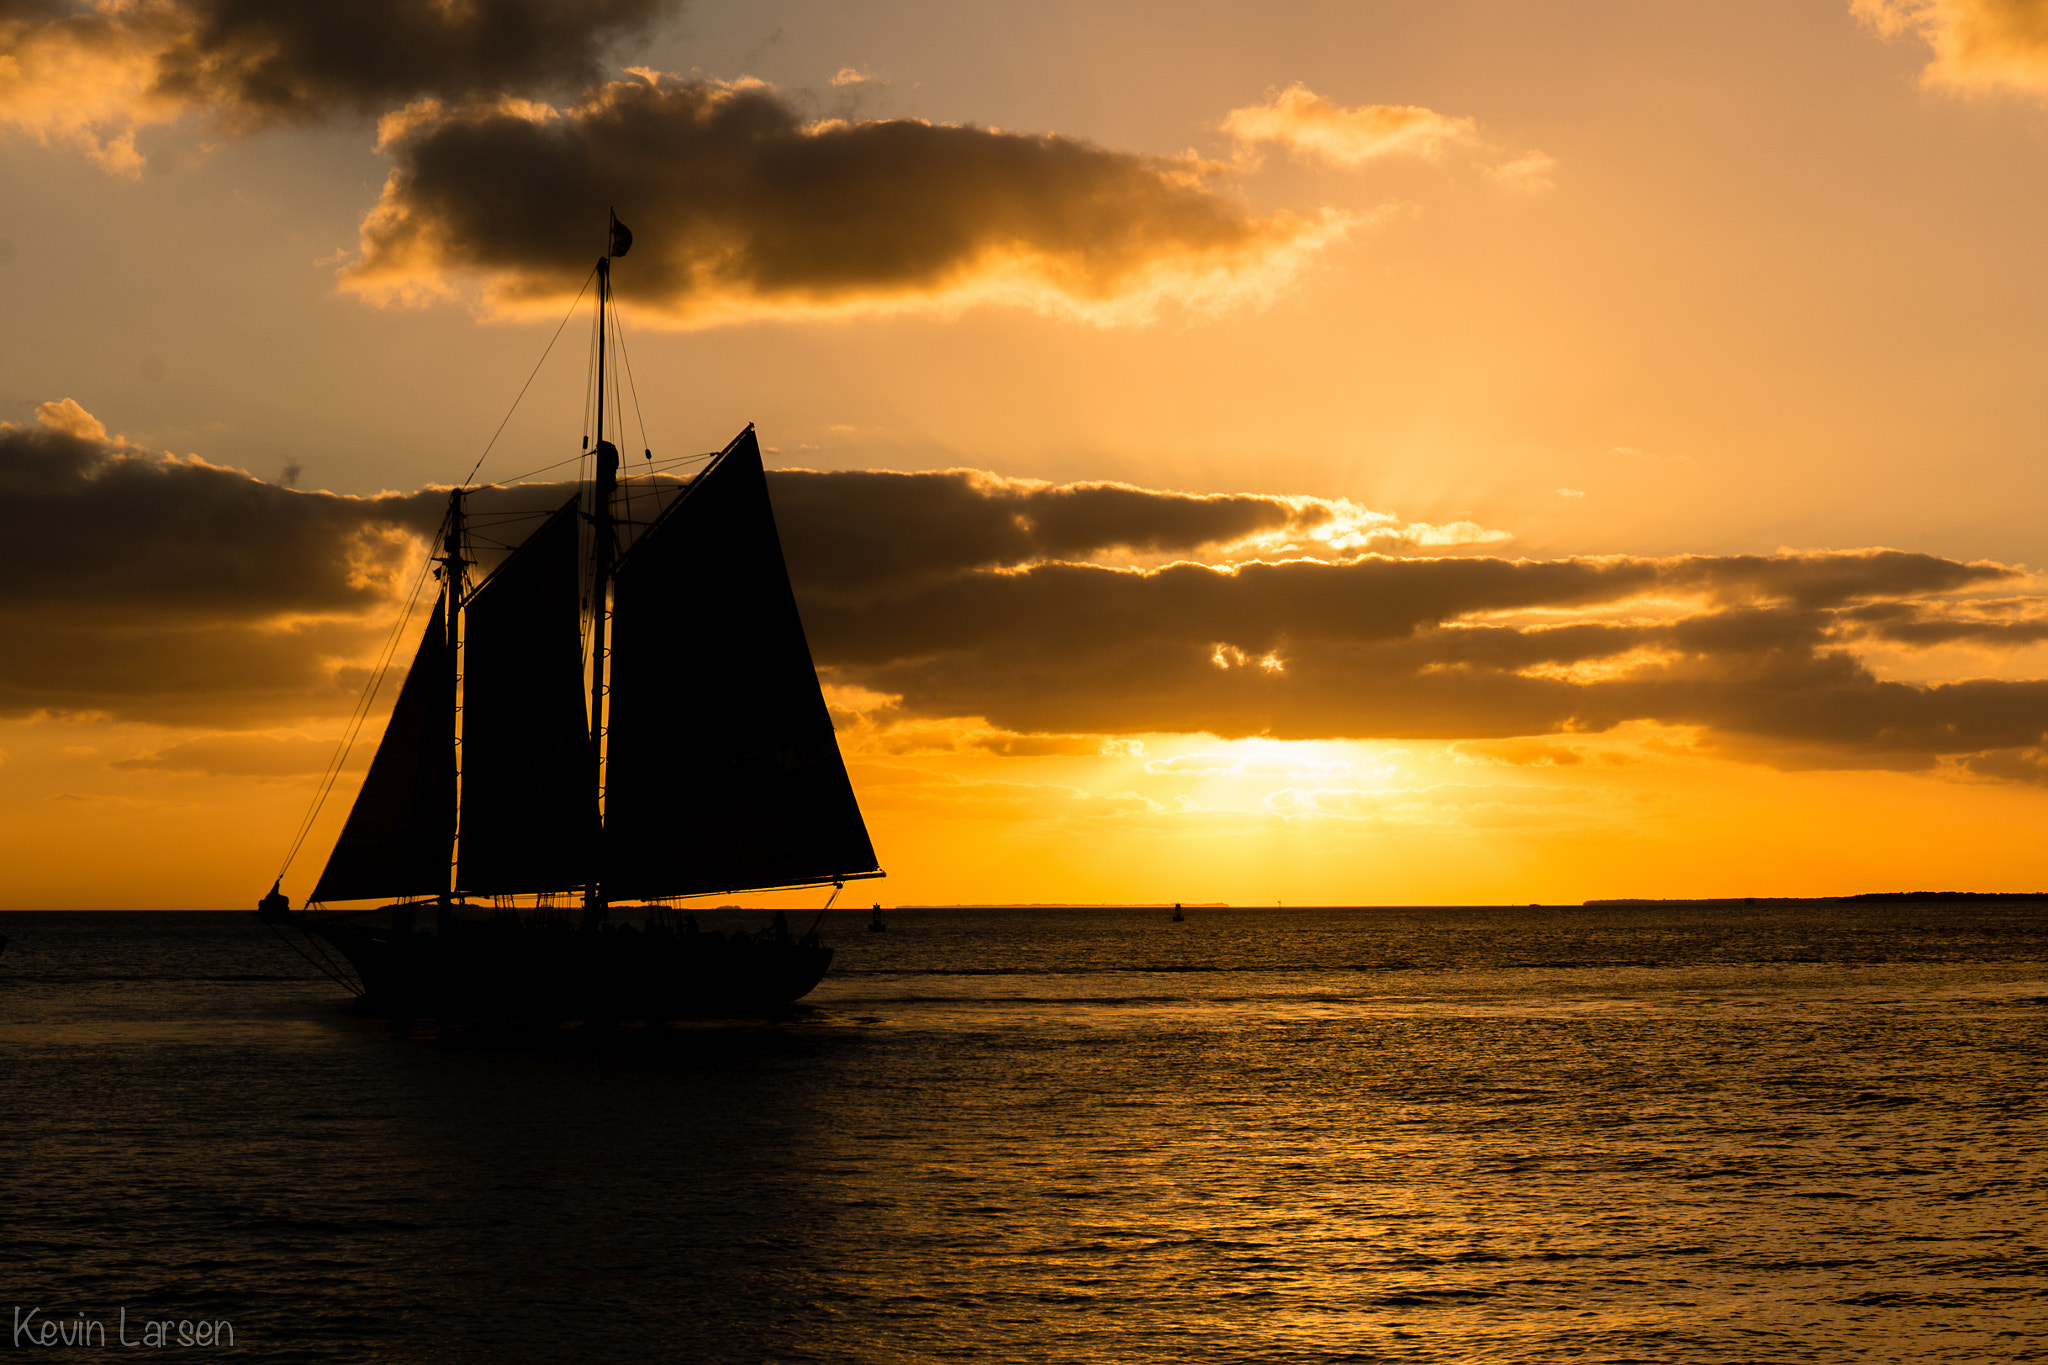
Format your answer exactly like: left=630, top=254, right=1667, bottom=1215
left=436, top=488, right=469, bottom=911
left=584, top=222, right=624, bottom=917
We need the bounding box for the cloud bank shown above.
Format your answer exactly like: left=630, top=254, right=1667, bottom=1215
left=344, top=76, right=1351, bottom=326
left=1854, top=0, right=2048, bottom=94
left=12, top=400, right=2048, bottom=788
left=0, top=0, right=672, bottom=171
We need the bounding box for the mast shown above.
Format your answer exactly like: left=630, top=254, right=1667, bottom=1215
left=585, top=236, right=619, bottom=916
left=438, top=489, right=468, bottom=904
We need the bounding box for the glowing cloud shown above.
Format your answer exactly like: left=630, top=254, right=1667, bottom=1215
left=1486, top=149, right=1558, bottom=192
left=343, top=76, right=1354, bottom=327
left=1223, top=82, right=1478, bottom=165
left=1854, top=0, right=2048, bottom=94
left=0, top=0, right=185, bottom=172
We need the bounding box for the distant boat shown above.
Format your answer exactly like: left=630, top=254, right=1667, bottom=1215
left=868, top=904, right=887, bottom=933
left=1171, top=904, right=1184, bottom=922
left=259, top=218, right=882, bottom=1017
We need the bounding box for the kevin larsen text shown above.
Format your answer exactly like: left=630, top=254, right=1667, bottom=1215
left=12, top=1307, right=234, bottom=1348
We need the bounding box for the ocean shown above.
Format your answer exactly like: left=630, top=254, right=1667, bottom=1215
left=2, top=903, right=2043, bottom=1363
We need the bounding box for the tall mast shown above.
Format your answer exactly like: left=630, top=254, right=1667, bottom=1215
left=586, top=246, right=618, bottom=916
left=437, top=488, right=468, bottom=903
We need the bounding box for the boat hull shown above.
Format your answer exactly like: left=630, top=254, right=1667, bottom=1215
left=275, top=911, right=833, bottom=1019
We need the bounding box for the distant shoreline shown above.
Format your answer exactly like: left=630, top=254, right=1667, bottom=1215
left=1582, top=891, right=2048, bottom=905
left=895, top=902, right=1234, bottom=909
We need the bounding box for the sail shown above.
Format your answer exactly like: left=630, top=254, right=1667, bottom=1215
left=310, top=595, right=457, bottom=903
left=456, top=499, right=597, bottom=893
left=603, top=428, right=880, bottom=898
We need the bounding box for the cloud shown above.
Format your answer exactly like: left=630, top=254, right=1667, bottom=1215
left=16, top=400, right=2048, bottom=787
left=0, top=0, right=184, bottom=172
left=1222, top=83, right=1477, bottom=166
left=1486, top=150, right=1557, bottom=193
left=761, top=467, right=1510, bottom=601
left=1145, top=752, right=1353, bottom=777
left=0, top=0, right=674, bottom=171
left=804, top=552, right=2048, bottom=777
left=1222, top=82, right=1556, bottom=193
left=0, top=400, right=1483, bottom=723
left=1854, top=0, right=2048, bottom=94
left=0, top=400, right=427, bottom=722
left=1452, top=740, right=1590, bottom=767
left=1259, top=781, right=1591, bottom=823
left=112, top=733, right=349, bottom=777
left=343, top=75, right=1353, bottom=326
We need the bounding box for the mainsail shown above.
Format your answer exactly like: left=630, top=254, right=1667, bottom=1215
left=603, top=428, right=881, bottom=898
left=309, top=594, right=457, bottom=904
left=455, top=499, right=597, bottom=893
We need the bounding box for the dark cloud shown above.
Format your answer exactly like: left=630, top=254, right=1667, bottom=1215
left=0, top=403, right=416, bottom=619
left=11, top=402, right=2048, bottom=784
left=0, top=407, right=1432, bottom=723
left=0, top=403, right=420, bottom=722
left=803, top=554, right=2047, bottom=768
left=0, top=0, right=674, bottom=169
left=1956, top=745, right=2048, bottom=785
left=347, top=76, right=1343, bottom=324
left=154, top=0, right=673, bottom=126
left=1836, top=597, right=2048, bottom=648
left=423, top=466, right=1500, bottom=596
left=767, top=469, right=1361, bottom=597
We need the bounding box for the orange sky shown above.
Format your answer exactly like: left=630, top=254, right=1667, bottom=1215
left=8, top=0, right=2048, bottom=908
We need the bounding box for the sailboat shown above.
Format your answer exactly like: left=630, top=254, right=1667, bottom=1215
left=257, top=217, right=883, bottom=1016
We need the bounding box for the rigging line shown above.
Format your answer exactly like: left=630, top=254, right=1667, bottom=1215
left=460, top=264, right=597, bottom=490
left=611, top=306, right=662, bottom=541
left=613, top=302, right=654, bottom=468
left=609, top=308, right=636, bottom=533
left=804, top=881, right=846, bottom=940
left=296, top=916, right=359, bottom=989
left=583, top=279, right=604, bottom=452
left=262, top=919, right=361, bottom=995
left=273, top=523, right=444, bottom=882
left=481, top=449, right=585, bottom=488
left=275, top=568, right=431, bottom=882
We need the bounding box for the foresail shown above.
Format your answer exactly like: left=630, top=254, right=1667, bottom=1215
left=310, top=595, right=457, bottom=904
left=603, top=428, right=880, bottom=898
left=456, top=499, right=597, bottom=893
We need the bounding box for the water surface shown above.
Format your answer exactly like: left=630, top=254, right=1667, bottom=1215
left=3, top=904, right=2043, bottom=1362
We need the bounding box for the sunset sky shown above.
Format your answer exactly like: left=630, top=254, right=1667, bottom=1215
left=9, top=0, right=2048, bottom=908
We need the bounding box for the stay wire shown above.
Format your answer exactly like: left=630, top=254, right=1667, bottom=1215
left=274, top=523, right=443, bottom=884
left=461, top=265, right=597, bottom=490
left=614, top=304, right=653, bottom=467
